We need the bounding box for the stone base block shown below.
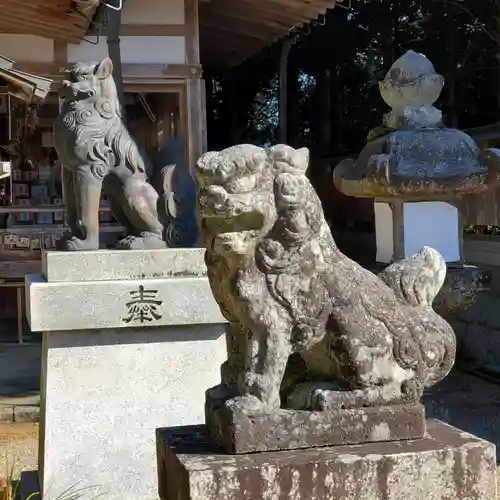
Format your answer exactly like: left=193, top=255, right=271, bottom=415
left=39, top=325, right=227, bottom=500
left=371, top=262, right=492, bottom=317
left=205, top=390, right=425, bottom=453
left=156, top=420, right=497, bottom=500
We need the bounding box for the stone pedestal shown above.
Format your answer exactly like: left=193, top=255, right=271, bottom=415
left=206, top=389, right=426, bottom=454
left=23, top=248, right=228, bottom=500
left=156, top=421, right=497, bottom=500
left=374, top=201, right=461, bottom=264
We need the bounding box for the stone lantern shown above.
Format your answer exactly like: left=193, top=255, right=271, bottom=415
left=333, top=50, right=499, bottom=313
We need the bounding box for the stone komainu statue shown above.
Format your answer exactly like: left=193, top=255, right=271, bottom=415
left=54, top=57, right=197, bottom=251
left=197, top=144, right=456, bottom=415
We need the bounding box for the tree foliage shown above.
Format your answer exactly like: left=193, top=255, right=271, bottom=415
left=207, top=0, right=500, bottom=155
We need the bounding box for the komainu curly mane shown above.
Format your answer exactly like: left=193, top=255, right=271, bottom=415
left=53, top=57, right=198, bottom=252
left=56, top=61, right=144, bottom=176
left=197, top=143, right=456, bottom=416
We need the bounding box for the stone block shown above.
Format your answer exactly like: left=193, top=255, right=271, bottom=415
left=156, top=420, right=497, bottom=500
left=486, top=266, right=500, bottom=294
left=206, top=390, right=425, bottom=453
left=455, top=292, right=500, bottom=328
left=454, top=321, right=500, bottom=369
left=39, top=325, right=227, bottom=500
left=25, top=274, right=225, bottom=332
left=13, top=405, right=39, bottom=423
left=42, top=248, right=206, bottom=282
left=26, top=248, right=231, bottom=500
left=0, top=404, right=13, bottom=422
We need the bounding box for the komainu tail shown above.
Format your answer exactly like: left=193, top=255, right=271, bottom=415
left=378, top=246, right=446, bottom=308
left=151, top=137, right=198, bottom=247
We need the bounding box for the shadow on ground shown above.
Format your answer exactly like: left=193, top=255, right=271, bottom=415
left=0, top=332, right=41, bottom=401
left=424, top=370, right=500, bottom=459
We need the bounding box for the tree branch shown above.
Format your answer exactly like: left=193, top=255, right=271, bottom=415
left=447, top=0, right=499, bottom=43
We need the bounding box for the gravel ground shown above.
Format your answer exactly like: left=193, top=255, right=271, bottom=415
left=0, top=423, right=38, bottom=480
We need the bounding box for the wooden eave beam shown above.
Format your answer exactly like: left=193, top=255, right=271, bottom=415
left=0, top=11, right=85, bottom=40
left=0, top=22, right=82, bottom=42
left=200, top=11, right=293, bottom=36
left=200, top=18, right=283, bottom=41
left=200, top=12, right=310, bottom=36
left=202, top=32, right=264, bottom=54
left=200, top=0, right=329, bottom=24
left=200, top=5, right=303, bottom=28
left=15, top=62, right=204, bottom=80
left=200, top=36, right=267, bottom=54
left=2, top=6, right=88, bottom=29
left=200, top=0, right=338, bottom=69
left=0, top=8, right=86, bottom=31
left=2, top=0, right=89, bottom=24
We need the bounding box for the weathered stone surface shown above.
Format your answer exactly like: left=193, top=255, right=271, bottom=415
left=156, top=420, right=497, bottom=500
left=13, top=405, right=39, bottom=423
left=42, top=248, right=206, bottom=282
left=25, top=273, right=225, bottom=331
left=333, top=50, right=500, bottom=200
left=370, top=263, right=492, bottom=317
left=206, top=388, right=425, bottom=453
left=433, top=266, right=492, bottom=317
left=54, top=57, right=197, bottom=251
left=39, top=325, right=227, bottom=500
left=0, top=405, right=13, bottom=423
left=196, top=143, right=456, bottom=451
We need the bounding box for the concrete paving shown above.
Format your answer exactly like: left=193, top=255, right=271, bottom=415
left=425, top=370, right=500, bottom=457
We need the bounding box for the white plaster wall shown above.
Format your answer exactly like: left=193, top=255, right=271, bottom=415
left=375, top=202, right=394, bottom=263
left=122, top=0, right=185, bottom=24
left=0, top=34, right=54, bottom=62
left=403, top=202, right=460, bottom=262
left=67, top=36, right=186, bottom=64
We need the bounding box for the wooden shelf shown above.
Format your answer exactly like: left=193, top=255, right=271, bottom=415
left=0, top=205, right=112, bottom=213
left=0, top=224, right=124, bottom=235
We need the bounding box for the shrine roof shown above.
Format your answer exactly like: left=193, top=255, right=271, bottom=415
left=199, top=0, right=344, bottom=69
left=0, top=55, right=53, bottom=103
left=0, top=0, right=99, bottom=43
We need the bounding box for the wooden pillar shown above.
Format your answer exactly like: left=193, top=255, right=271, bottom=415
left=105, top=1, right=126, bottom=107
left=185, top=0, right=203, bottom=168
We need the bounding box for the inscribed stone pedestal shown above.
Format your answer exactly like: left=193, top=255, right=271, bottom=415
left=24, top=248, right=227, bottom=500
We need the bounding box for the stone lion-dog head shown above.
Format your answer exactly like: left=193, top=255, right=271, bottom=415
left=59, top=57, right=119, bottom=113
left=196, top=144, right=324, bottom=261
left=57, top=57, right=144, bottom=176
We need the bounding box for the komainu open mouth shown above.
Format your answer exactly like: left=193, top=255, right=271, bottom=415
left=202, top=211, right=264, bottom=234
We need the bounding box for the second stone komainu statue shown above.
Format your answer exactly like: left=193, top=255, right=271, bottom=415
left=196, top=143, right=456, bottom=454
left=53, top=57, right=197, bottom=251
